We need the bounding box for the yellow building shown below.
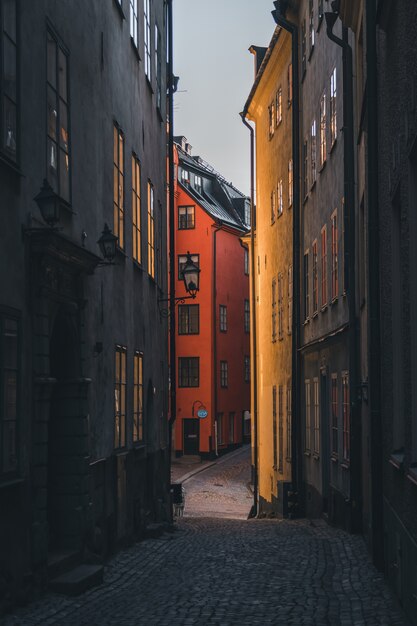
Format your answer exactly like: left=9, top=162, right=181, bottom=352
left=243, top=26, right=293, bottom=515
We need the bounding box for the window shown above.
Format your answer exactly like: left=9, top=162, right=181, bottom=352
left=278, top=385, right=283, bottom=473
left=244, top=299, right=250, bottom=333
left=114, top=346, right=127, bottom=449
left=1, top=315, right=19, bottom=474
left=288, top=159, right=293, bottom=208
left=1, top=0, right=17, bottom=161
left=305, top=380, right=311, bottom=452
left=312, top=240, right=318, bottom=314
left=278, top=272, right=284, bottom=341
left=229, top=412, right=235, bottom=444
left=178, top=357, right=199, bottom=387
left=130, top=0, right=138, bottom=47
left=309, top=0, right=315, bottom=54
left=342, top=372, right=350, bottom=461
left=244, top=355, right=250, bottom=383
left=320, top=92, right=327, bottom=168
left=194, top=174, right=202, bottom=193
left=277, top=179, right=283, bottom=217
left=330, top=67, right=337, bottom=146
left=132, top=155, right=141, bottom=263
left=133, top=352, right=144, bottom=443
left=147, top=181, right=155, bottom=278
left=311, top=120, right=317, bottom=185
left=47, top=30, right=71, bottom=203
left=155, top=23, right=161, bottom=109
left=286, top=386, right=292, bottom=462
left=272, top=277, right=277, bottom=342
left=301, top=18, right=306, bottom=76
left=113, top=125, right=124, bottom=249
left=220, top=361, right=228, bottom=388
left=268, top=103, right=274, bottom=139
left=273, top=386, right=278, bottom=468
left=302, top=137, right=308, bottom=199
left=219, top=305, right=227, bottom=332
left=244, top=200, right=250, bottom=227
left=271, top=188, right=276, bottom=223
left=331, top=210, right=338, bottom=299
left=276, top=87, right=282, bottom=126
left=288, top=265, right=293, bottom=334
left=178, top=304, right=199, bottom=335
left=313, top=378, right=320, bottom=455
left=216, top=413, right=223, bottom=445
left=321, top=225, right=327, bottom=307
left=178, top=253, right=199, bottom=280
left=178, top=205, right=195, bottom=230
left=304, top=251, right=310, bottom=320
left=287, top=63, right=292, bottom=107
left=181, top=168, right=189, bottom=184
left=144, top=0, right=151, bottom=81
left=244, top=248, right=249, bottom=275
left=331, top=374, right=338, bottom=457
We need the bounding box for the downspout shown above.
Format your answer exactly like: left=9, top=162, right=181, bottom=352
left=239, top=113, right=258, bottom=516
left=213, top=225, right=221, bottom=457
left=365, top=0, right=384, bottom=569
left=272, top=1, right=301, bottom=515
left=167, top=0, right=176, bottom=453
left=325, top=12, right=362, bottom=533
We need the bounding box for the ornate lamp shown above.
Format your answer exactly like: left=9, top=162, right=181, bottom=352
left=97, top=223, right=118, bottom=263
left=34, top=179, right=60, bottom=227
left=181, top=251, right=200, bottom=298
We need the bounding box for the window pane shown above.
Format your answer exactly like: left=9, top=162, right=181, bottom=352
left=59, top=149, right=70, bottom=203
left=3, top=36, right=16, bottom=100
left=47, top=138, right=58, bottom=191
left=47, top=33, right=57, bottom=88
left=59, top=101, right=69, bottom=150
left=47, top=86, right=58, bottom=140
left=3, top=0, right=16, bottom=41
left=3, top=98, right=16, bottom=155
left=58, top=49, right=68, bottom=102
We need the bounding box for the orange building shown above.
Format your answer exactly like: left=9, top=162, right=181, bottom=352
left=173, top=137, right=250, bottom=458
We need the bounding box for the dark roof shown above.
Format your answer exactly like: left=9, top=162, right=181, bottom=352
left=175, top=143, right=249, bottom=232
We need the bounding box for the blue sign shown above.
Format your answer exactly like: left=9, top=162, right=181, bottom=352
left=197, top=409, right=208, bottom=419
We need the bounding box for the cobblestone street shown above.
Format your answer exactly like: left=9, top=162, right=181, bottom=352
left=3, top=447, right=410, bottom=626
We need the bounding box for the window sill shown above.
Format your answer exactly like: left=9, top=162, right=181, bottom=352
left=308, top=46, right=314, bottom=62
left=303, top=318, right=310, bottom=325
left=310, top=179, right=317, bottom=192
left=319, top=161, right=327, bottom=174
left=130, top=38, right=141, bottom=60
left=133, top=442, right=146, bottom=451
left=330, top=296, right=338, bottom=306
left=331, top=454, right=338, bottom=463
left=287, top=101, right=292, bottom=110
left=276, top=119, right=282, bottom=129
left=330, top=138, right=337, bottom=155
left=304, top=450, right=311, bottom=457
left=288, top=202, right=293, bottom=210
left=0, top=476, right=24, bottom=490
left=407, top=466, right=417, bottom=487
left=313, top=453, right=320, bottom=461
left=0, top=152, right=22, bottom=176
left=116, top=246, right=127, bottom=260
left=113, top=0, right=126, bottom=20
left=115, top=448, right=129, bottom=457
left=312, top=311, right=318, bottom=319
left=389, top=451, right=405, bottom=471
left=341, top=461, right=350, bottom=470
left=317, top=15, right=324, bottom=31
left=321, top=304, right=328, bottom=313
left=303, top=194, right=309, bottom=205
left=133, top=259, right=143, bottom=271
left=301, top=68, right=306, bottom=83
left=145, top=75, right=154, bottom=94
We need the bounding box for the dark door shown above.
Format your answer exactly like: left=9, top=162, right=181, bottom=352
left=183, top=419, right=200, bottom=455
left=320, top=371, right=330, bottom=513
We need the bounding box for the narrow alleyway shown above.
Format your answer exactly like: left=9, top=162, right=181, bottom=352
left=3, top=448, right=410, bottom=626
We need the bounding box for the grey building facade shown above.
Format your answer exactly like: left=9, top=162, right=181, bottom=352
left=0, top=0, right=170, bottom=611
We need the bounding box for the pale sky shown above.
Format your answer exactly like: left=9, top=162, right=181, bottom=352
left=173, top=0, right=276, bottom=196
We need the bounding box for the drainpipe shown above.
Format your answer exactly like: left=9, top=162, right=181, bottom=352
left=272, top=1, right=301, bottom=516
left=213, top=225, right=222, bottom=458
left=167, top=0, right=176, bottom=453
left=325, top=13, right=361, bottom=533
left=365, top=0, right=384, bottom=570
left=239, top=113, right=258, bottom=517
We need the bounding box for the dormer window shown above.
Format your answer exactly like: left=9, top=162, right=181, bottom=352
left=194, top=174, right=202, bottom=193
left=181, top=169, right=189, bottom=185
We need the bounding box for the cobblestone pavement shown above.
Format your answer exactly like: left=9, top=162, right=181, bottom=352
left=3, top=447, right=410, bottom=626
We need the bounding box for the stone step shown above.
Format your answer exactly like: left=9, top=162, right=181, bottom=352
left=49, top=564, right=104, bottom=596
left=47, top=550, right=81, bottom=580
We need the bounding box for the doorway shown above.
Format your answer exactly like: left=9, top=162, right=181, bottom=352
left=183, top=419, right=200, bottom=455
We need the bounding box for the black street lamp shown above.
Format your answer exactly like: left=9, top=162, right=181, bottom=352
left=181, top=251, right=200, bottom=298
left=97, top=223, right=118, bottom=263
left=34, top=179, right=61, bottom=227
